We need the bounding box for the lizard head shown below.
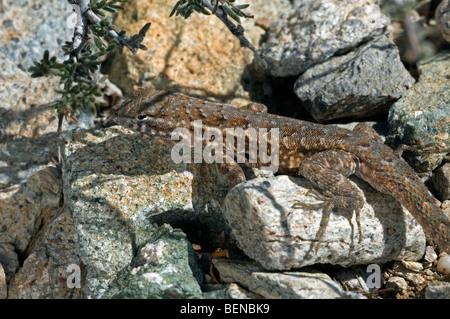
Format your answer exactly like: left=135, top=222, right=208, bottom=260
left=109, top=87, right=179, bottom=138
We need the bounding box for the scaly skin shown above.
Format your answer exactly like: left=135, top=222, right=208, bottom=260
left=109, top=88, right=450, bottom=253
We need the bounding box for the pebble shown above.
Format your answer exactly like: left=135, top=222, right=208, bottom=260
left=386, top=276, right=408, bottom=293
left=436, top=254, right=450, bottom=275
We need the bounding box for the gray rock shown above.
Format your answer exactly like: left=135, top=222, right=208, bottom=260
left=436, top=0, right=450, bottom=42
left=202, top=283, right=261, bottom=299
left=387, top=52, right=450, bottom=172
left=223, top=175, right=426, bottom=270
left=0, top=264, right=6, bottom=299
left=431, top=163, right=450, bottom=202
left=0, top=243, right=19, bottom=283
left=0, top=53, right=95, bottom=188
left=212, top=259, right=350, bottom=299
left=425, top=280, right=450, bottom=299
left=62, top=126, right=229, bottom=297
left=294, top=35, right=415, bottom=122
left=0, top=0, right=72, bottom=71
left=249, top=272, right=345, bottom=299
left=334, top=266, right=379, bottom=293
left=106, top=224, right=203, bottom=299
left=385, top=276, right=408, bottom=293
left=259, top=0, right=390, bottom=76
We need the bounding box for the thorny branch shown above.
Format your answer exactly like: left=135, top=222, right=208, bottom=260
left=67, top=0, right=145, bottom=58
left=199, top=0, right=265, bottom=63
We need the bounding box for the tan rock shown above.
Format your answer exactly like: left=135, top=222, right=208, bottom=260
left=0, top=53, right=61, bottom=139
left=0, top=165, right=62, bottom=256
left=108, top=0, right=291, bottom=105
left=7, top=208, right=83, bottom=299
left=0, top=263, right=6, bottom=299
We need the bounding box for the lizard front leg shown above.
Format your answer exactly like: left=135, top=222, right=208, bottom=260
left=295, top=150, right=365, bottom=249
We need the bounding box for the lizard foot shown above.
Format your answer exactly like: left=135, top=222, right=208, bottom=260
left=292, top=188, right=363, bottom=253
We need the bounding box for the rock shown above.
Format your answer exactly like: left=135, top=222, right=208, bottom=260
left=386, top=276, right=408, bottom=293
left=249, top=272, right=346, bottom=299
left=62, top=126, right=229, bottom=298
left=7, top=208, right=84, bottom=299
left=105, top=224, right=203, bottom=299
left=0, top=165, right=62, bottom=258
left=387, top=52, right=450, bottom=172
left=0, top=52, right=94, bottom=189
left=0, top=243, right=19, bottom=283
left=259, top=0, right=390, bottom=77
left=108, top=0, right=291, bottom=106
left=0, top=0, right=71, bottom=72
left=0, top=53, right=61, bottom=141
left=431, top=163, right=450, bottom=201
left=401, top=260, right=423, bottom=272
left=0, top=263, right=6, bottom=299
left=436, top=0, right=450, bottom=42
left=334, top=266, right=376, bottom=293
left=223, top=175, right=426, bottom=270
left=202, top=283, right=261, bottom=299
left=424, top=245, right=438, bottom=263
left=212, top=259, right=351, bottom=299
left=425, top=280, right=450, bottom=299
left=436, top=254, right=450, bottom=275
left=294, top=35, right=415, bottom=122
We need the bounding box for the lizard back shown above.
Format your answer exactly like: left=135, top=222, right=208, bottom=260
left=110, top=88, right=450, bottom=253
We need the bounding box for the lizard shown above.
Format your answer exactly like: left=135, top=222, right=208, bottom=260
left=108, top=87, right=450, bottom=254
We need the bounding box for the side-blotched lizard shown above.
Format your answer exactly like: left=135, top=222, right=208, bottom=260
left=109, top=88, right=450, bottom=254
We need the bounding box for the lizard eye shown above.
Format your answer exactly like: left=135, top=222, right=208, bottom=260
left=137, top=114, right=147, bottom=120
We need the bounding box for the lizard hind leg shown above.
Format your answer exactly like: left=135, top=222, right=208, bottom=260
left=294, top=150, right=365, bottom=250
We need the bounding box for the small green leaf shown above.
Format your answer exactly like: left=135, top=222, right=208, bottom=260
left=223, top=4, right=241, bottom=23
left=110, top=4, right=124, bottom=10
left=235, top=4, right=249, bottom=10
left=140, top=22, right=151, bottom=34
left=169, top=1, right=181, bottom=17
left=211, top=0, right=219, bottom=14
left=88, top=101, right=97, bottom=116
left=103, top=7, right=117, bottom=13
left=94, top=36, right=103, bottom=49
left=193, top=2, right=210, bottom=15
left=107, top=44, right=116, bottom=52
left=177, top=1, right=190, bottom=11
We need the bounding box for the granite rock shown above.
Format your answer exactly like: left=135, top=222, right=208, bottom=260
left=425, top=280, right=450, bottom=299
left=0, top=0, right=72, bottom=72
left=0, top=165, right=62, bottom=258
left=108, top=0, right=291, bottom=106
left=294, top=35, right=415, bottom=122
left=387, top=52, right=450, bottom=172
left=259, top=0, right=390, bottom=76
left=0, top=264, right=6, bottom=299
left=432, top=163, right=450, bottom=201
left=7, top=208, right=83, bottom=299
left=202, top=283, right=261, bottom=299
left=223, top=175, right=426, bottom=270
left=212, top=259, right=355, bottom=299
left=62, top=126, right=229, bottom=297
left=106, top=224, right=203, bottom=299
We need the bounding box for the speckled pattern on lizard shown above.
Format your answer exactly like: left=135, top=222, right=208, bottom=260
left=109, top=88, right=450, bottom=254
